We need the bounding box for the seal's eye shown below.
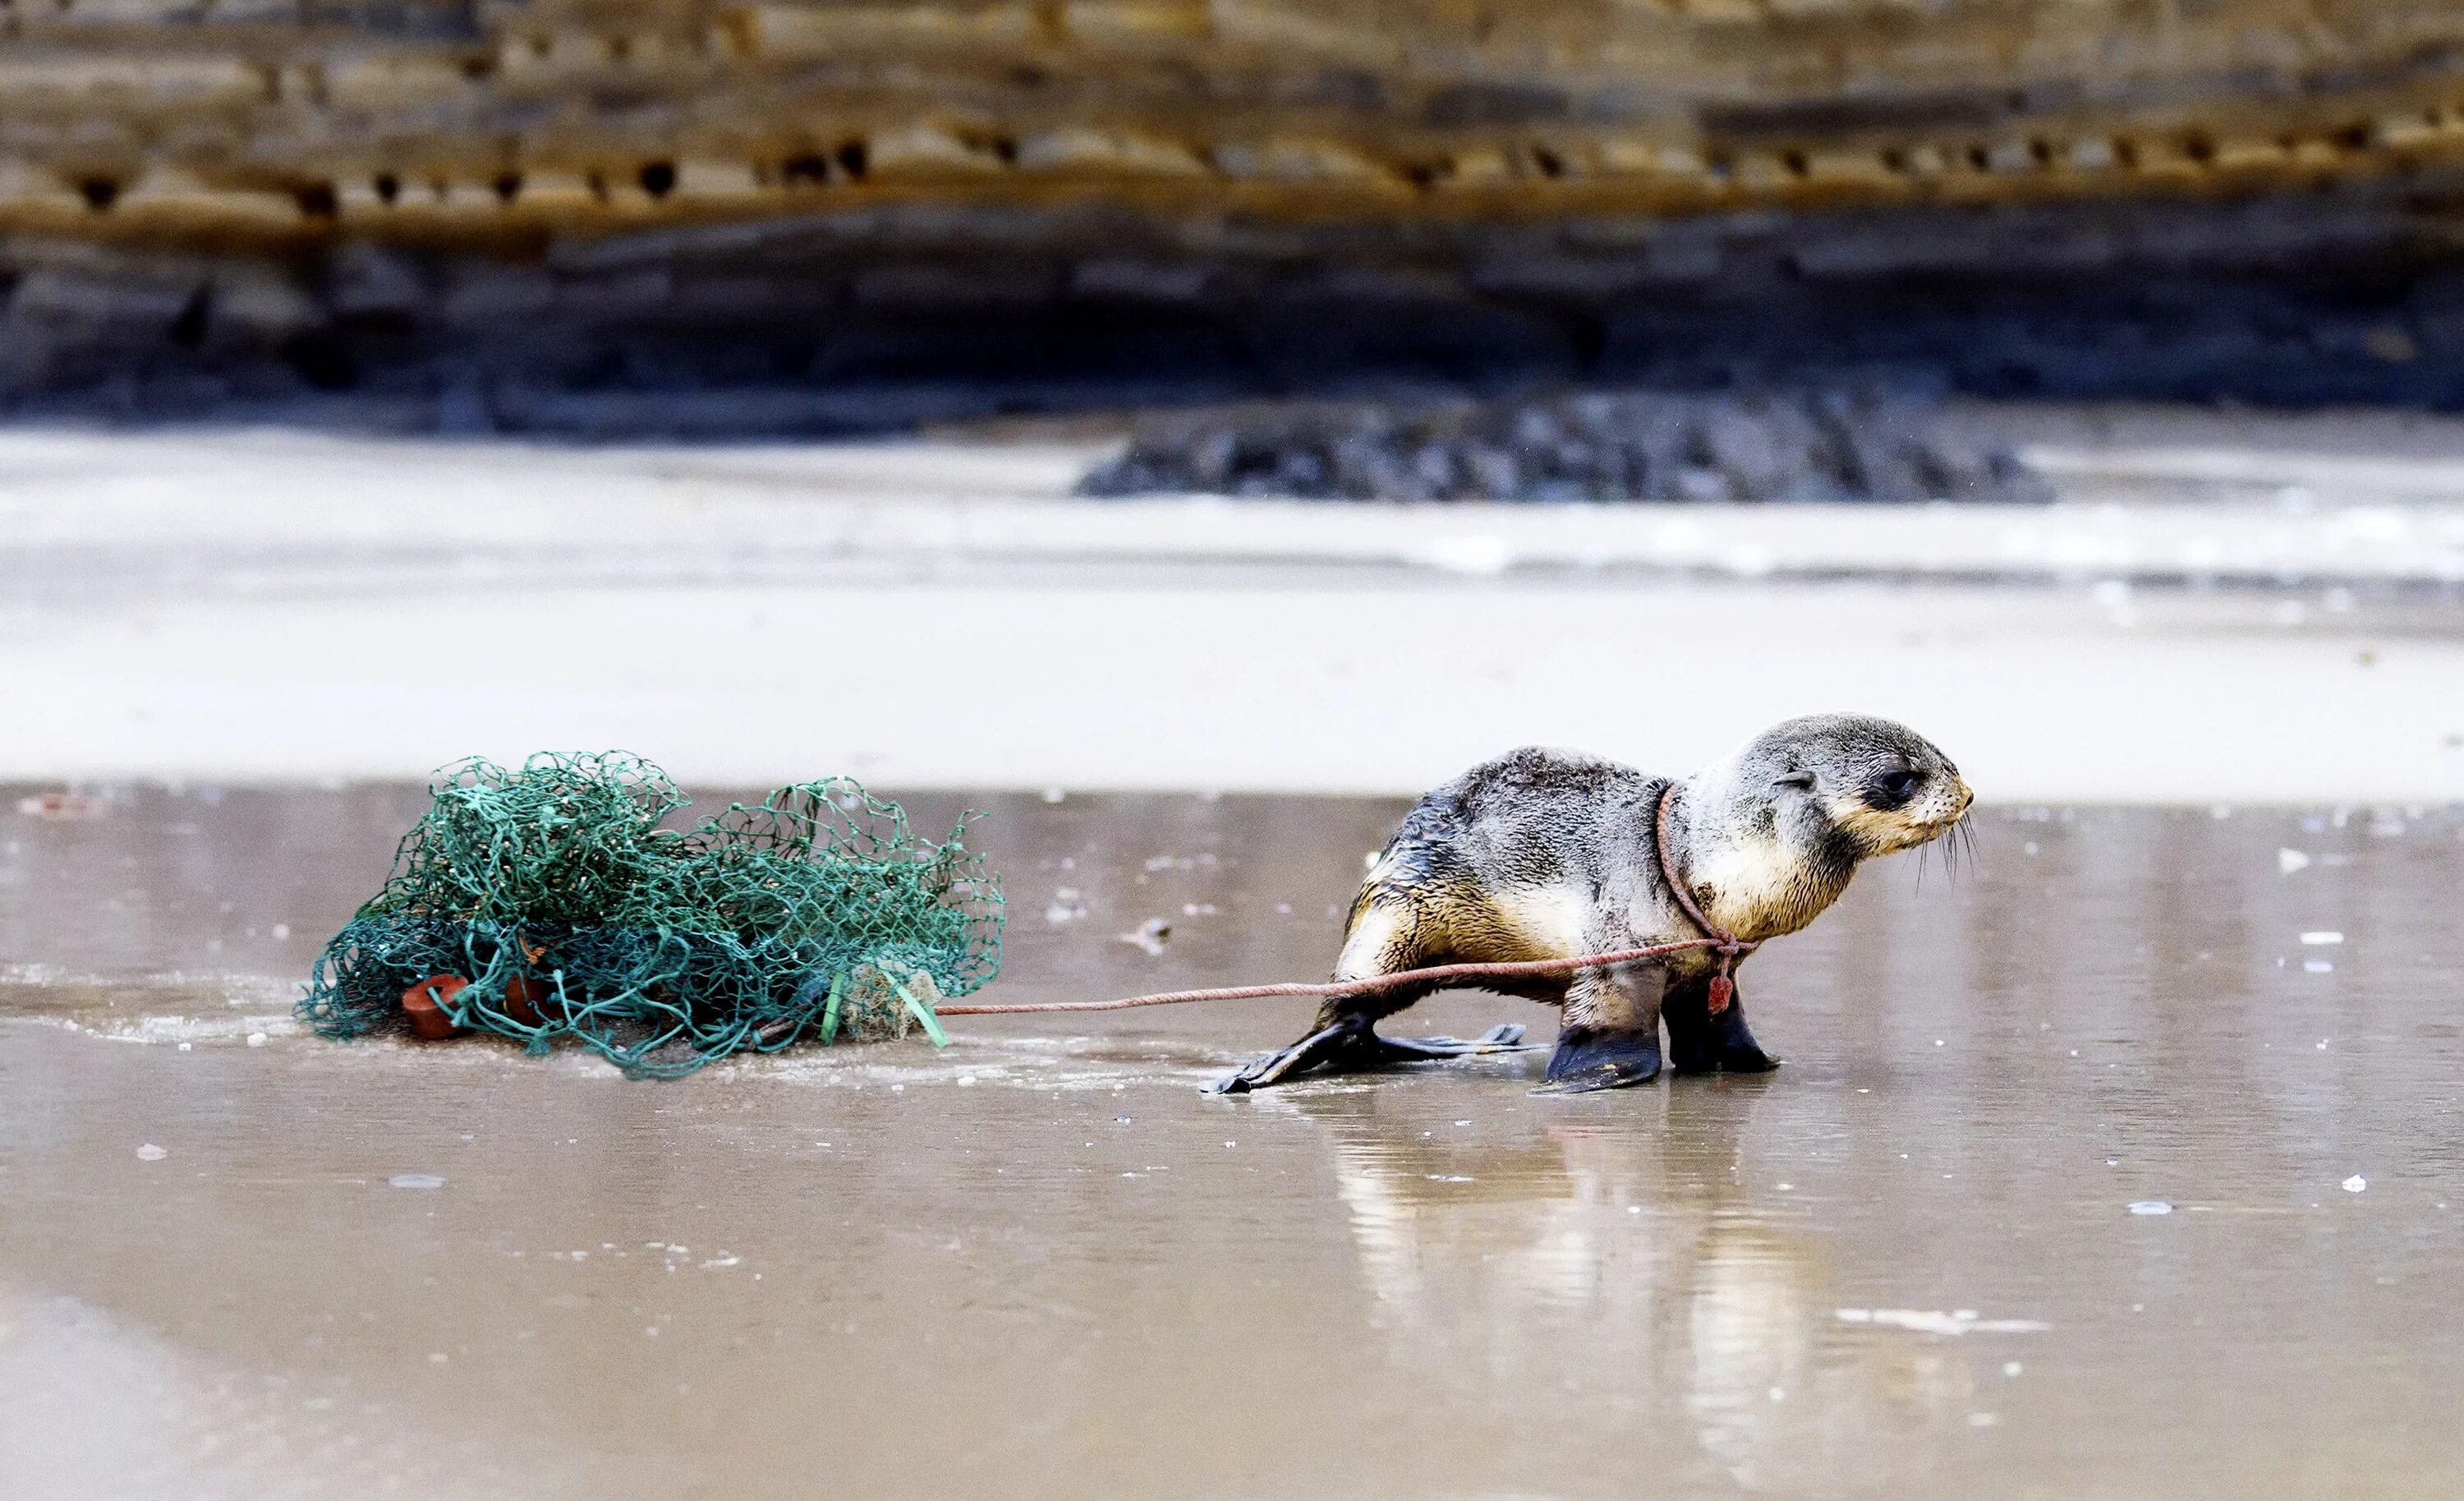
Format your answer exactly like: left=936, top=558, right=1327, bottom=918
left=1869, top=768, right=1921, bottom=808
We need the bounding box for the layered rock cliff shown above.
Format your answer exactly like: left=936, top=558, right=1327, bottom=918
left=7, top=1, right=2464, bottom=422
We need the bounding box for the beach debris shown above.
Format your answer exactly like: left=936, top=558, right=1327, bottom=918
left=299, top=753, right=1001, bottom=1077
left=402, top=975, right=470, bottom=1039
left=1118, top=918, right=1172, bottom=955
left=16, top=790, right=108, bottom=820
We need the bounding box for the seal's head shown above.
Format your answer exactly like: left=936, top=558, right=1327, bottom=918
left=1744, top=711, right=1973, bottom=858
left=1685, top=713, right=1972, bottom=939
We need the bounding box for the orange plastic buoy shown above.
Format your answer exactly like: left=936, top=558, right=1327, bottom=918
left=402, top=974, right=470, bottom=1039
left=501, top=974, right=560, bottom=1028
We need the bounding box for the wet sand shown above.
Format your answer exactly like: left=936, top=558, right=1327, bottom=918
left=4, top=787, right=2461, bottom=1499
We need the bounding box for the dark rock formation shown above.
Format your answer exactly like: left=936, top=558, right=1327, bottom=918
left=1078, top=390, right=2051, bottom=504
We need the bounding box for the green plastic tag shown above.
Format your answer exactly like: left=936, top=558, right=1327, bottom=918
left=820, top=971, right=847, bottom=1045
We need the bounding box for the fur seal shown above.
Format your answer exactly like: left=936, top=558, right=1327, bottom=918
left=1211, top=713, right=1973, bottom=1094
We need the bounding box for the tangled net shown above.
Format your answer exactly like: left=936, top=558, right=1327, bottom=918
left=298, top=753, right=1004, bottom=1077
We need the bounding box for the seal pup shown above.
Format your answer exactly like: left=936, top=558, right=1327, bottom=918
left=1210, top=713, right=1972, bottom=1094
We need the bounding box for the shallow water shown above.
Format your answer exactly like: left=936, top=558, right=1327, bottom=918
left=3, top=787, right=2462, bottom=1499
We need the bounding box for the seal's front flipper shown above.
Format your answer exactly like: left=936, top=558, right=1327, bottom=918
left=1533, top=1024, right=1662, bottom=1094
left=1366, top=1022, right=1531, bottom=1061
left=1207, top=1020, right=1362, bottom=1094
left=1706, top=996, right=1779, bottom=1072
left=1667, top=991, right=1779, bottom=1075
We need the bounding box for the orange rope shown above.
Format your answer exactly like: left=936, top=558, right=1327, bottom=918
left=930, top=938, right=1726, bottom=1015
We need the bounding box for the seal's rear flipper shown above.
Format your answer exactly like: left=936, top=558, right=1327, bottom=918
left=1209, top=1021, right=1532, bottom=1094
left=1208, top=1020, right=1359, bottom=1094
left=1365, top=1022, right=1530, bottom=1061
left=1533, top=1024, right=1662, bottom=1094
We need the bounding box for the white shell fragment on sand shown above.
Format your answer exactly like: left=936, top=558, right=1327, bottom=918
left=1833, top=1308, right=2051, bottom=1336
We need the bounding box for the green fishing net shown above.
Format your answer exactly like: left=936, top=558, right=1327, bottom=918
left=297, top=753, right=1004, bottom=1076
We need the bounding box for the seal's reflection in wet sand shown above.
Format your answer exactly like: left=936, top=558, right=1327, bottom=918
left=1271, top=1077, right=1988, bottom=1493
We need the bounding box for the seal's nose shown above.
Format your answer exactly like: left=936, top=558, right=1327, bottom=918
left=1952, top=779, right=1975, bottom=817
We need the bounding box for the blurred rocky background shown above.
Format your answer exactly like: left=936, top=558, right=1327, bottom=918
left=7, top=1, right=2464, bottom=439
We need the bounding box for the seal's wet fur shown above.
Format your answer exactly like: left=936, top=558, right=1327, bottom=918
left=1212, top=714, right=1973, bottom=1094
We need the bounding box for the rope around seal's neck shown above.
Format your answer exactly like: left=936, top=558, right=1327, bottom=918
left=931, top=780, right=1752, bottom=1019
left=1653, top=779, right=1755, bottom=1015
